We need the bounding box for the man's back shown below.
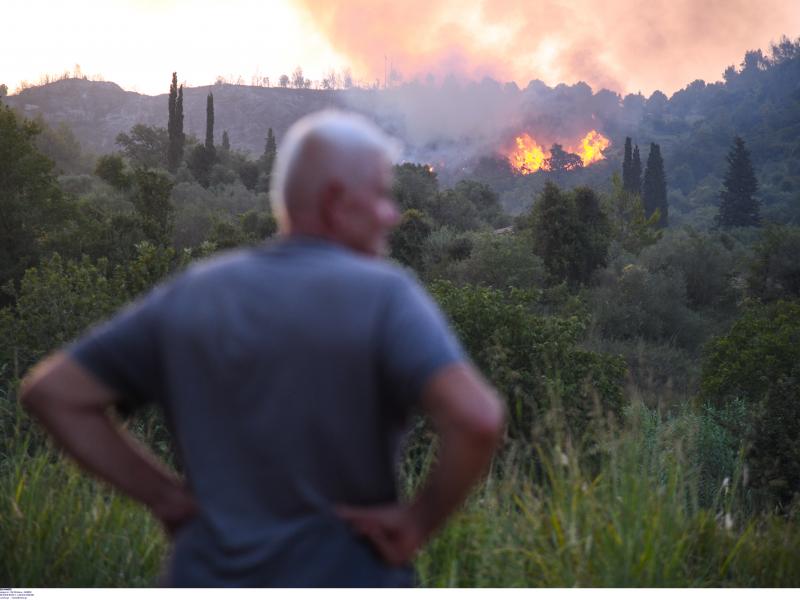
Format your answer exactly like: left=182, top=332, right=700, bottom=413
left=69, top=237, right=464, bottom=586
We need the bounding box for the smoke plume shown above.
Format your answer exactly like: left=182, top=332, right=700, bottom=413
left=296, top=0, right=800, bottom=96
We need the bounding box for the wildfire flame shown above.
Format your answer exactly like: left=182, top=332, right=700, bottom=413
left=509, top=134, right=547, bottom=175
left=576, top=130, right=611, bottom=167
left=506, top=130, right=611, bottom=173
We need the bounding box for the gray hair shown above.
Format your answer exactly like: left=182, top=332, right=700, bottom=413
left=269, top=110, right=402, bottom=230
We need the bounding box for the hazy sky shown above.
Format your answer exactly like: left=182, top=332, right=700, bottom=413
left=4, top=0, right=799, bottom=96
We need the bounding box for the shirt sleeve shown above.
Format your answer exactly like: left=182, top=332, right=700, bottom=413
left=67, top=287, right=167, bottom=411
left=379, top=272, right=466, bottom=409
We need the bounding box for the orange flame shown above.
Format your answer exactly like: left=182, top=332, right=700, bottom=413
left=509, top=133, right=547, bottom=174
left=574, top=130, right=611, bottom=167
left=505, top=130, right=610, bottom=173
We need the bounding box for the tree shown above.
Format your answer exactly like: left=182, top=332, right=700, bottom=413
left=642, top=143, right=668, bottom=228
left=262, top=128, right=277, bottom=173
left=279, top=74, right=289, bottom=88
left=129, top=169, right=175, bottom=245
left=237, top=161, right=260, bottom=190
left=531, top=183, right=611, bottom=287
left=631, top=144, right=642, bottom=196
left=717, top=136, right=760, bottom=228
left=0, top=104, right=68, bottom=302
left=572, top=186, right=611, bottom=283
left=622, top=137, right=633, bottom=192
left=256, top=128, right=278, bottom=192
left=747, top=225, right=800, bottom=301
left=342, top=68, right=354, bottom=89
left=429, top=281, right=626, bottom=442
left=701, top=301, right=800, bottom=508
left=187, top=144, right=213, bottom=188
left=205, top=93, right=215, bottom=153
left=604, top=173, right=659, bottom=255
left=116, top=124, right=170, bottom=170
left=167, top=72, right=185, bottom=172
left=390, top=209, right=432, bottom=272
left=0, top=83, right=7, bottom=99
left=545, top=143, right=582, bottom=172
left=95, top=154, right=130, bottom=190
left=392, top=163, right=438, bottom=213
left=222, top=130, right=230, bottom=151
left=291, top=67, right=305, bottom=89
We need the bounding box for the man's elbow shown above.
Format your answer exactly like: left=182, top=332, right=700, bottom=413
left=465, top=393, right=506, bottom=447
left=19, top=371, right=49, bottom=416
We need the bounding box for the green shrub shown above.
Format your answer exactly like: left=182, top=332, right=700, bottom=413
left=430, top=281, right=626, bottom=443
left=701, top=300, right=800, bottom=508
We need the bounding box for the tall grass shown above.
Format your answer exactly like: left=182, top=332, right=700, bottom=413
left=0, top=387, right=167, bottom=587
left=415, top=401, right=800, bottom=587
left=2, top=385, right=799, bottom=587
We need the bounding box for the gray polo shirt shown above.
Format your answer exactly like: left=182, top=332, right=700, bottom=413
left=69, top=237, right=465, bottom=587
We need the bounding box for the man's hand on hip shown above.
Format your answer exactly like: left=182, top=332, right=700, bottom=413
left=336, top=503, right=426, bottom=566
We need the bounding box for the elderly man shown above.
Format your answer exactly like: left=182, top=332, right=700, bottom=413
left=21, top=111, right=505, bottom=587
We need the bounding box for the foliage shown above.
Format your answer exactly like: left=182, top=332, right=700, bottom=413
left=529, top=183, right=611, bottom=287
left=701, top=301, right=800, bottom=507
left=0, top=104, right=73, bottom=302
left=430, top=281, right=625, bottom=443
left=205, top=92, right=215, bottom=152
left=116, top=124, right=169, bottom=170
left=167, top=72, right=185, bottom=173
left=717, top=137, right=760, bottom=228
left=437, top=230, right=547, bottom=291
left=0, top=245, right=179, bottom=382
left=545, top=143, right=582, bottom=172
left=0, top=435, right=167, bottom=586
left=642, top=143, right=668, bottom=228
left=393, top=163, right=438, bottom=213
left=94, top=153, right=130, bottom=190
left=187, top=144, right=215, bottom=188
left=390, top=209, right=432, bottom=273
left=591, top=262, right=708, bottom=350
left=639, top=228, right=745, bottom=311
left=414, top=401, right=800, bottom=587
left=747, top=225, right=800, bottom=302
left=129, top=169, right=175, bottom=246
left=602, top=173, right=662, bottom=255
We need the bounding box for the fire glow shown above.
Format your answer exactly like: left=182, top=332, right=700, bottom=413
left=507, top=130, right=611, bottom=174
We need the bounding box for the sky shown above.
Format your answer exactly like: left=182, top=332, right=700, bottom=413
left=3, top=0, right=800, bottom=97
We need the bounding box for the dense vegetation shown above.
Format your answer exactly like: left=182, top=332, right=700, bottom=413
left=2, top=45, right=800, bottom=585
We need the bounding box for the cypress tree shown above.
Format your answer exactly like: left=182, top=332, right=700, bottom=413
left=631, top=144, right=642, bottom=195
left=717, top=136, right=760, bottom=228
left=263, top=128, right=277, bottom=173
left=622, top=137, right=633, bottom=192
left=222, top=130, right=230, bottom=151
left=167, top=72, right=180, bottom=172
left=642, top=143, right=668, bottom=228
left=176, top=84, right=184, bottom=163
left=205, top=92, right=215, bottom=151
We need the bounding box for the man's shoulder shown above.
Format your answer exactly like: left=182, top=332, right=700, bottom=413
left=165, top=241, right=418, bottom=298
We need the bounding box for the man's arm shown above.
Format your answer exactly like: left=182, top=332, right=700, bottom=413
left=20, top=351, right=197, bottom=535
left=338, top=362, right=505, bottom=565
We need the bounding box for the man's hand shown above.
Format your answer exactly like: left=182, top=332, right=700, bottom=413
left=339, top=364, right=505, bottom=567
left=336, top=503, right=426, bottom=566
left=152, top=482, right=199, bottom=538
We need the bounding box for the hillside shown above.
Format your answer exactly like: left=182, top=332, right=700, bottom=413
left=5, top=37, right=800, bottom=226
left=6, top=79, right=358, bottom=155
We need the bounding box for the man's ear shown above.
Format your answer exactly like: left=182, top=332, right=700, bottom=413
left=319, top=180, right=346, bottom=230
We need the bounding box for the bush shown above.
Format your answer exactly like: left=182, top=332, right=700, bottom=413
left=701, top=300, right=800, bottom=508
left=747, top=225, right=800, bottom=302
left=430, top=281, right=626, bottom=443
left=591, top=263, right=708, bottom=350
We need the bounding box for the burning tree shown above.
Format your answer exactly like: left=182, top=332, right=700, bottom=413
left=545, top=143, right=583, bottom=172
